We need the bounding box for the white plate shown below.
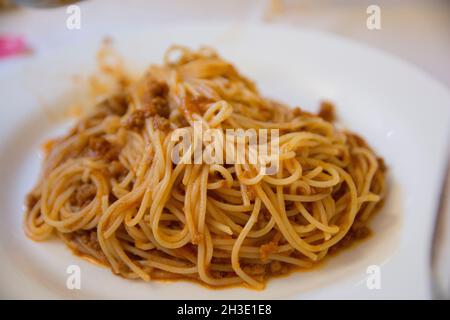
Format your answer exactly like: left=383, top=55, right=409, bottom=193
left=0, top=24, right=449, bottom=299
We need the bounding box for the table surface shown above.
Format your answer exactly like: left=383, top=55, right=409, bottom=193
left=0, top=0, right=449, bottom=88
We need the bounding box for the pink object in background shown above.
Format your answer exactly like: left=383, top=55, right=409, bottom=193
left=0, top=35, right=30, bottom=59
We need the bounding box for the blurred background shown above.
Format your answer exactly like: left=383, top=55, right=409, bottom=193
left=0, top=0, right=449, bottom=87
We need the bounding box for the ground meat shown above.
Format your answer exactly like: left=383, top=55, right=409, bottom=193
left=260, top=241, right=278, bottom=261
left=123, top=109, right=146, bottom=130
left=97, top=93, right=128, bottom=116
left=87, top=136, right=120, bottom=161
left=103, top=147, right=121, bottom=162
left=377, top=156, right=387, bottom=172
left=173, top=113, right=190, bottom=128
left=350, top=222, right=370, bottom=239
left=147, top=79, right=169, bottom=97
left=143, top=96, right=170, bottom=118
left=108, top=160, right=127, bottom=179
left=329, top=221, right=371, bottom=254
left=246, top=186, right=256, bottom=201
left=269, top=260, right=282, bottom=273
left=124, top=107, right=170, bottom=131
left=280, top=264, right=290, bottom=274
left=242, top=264, right=266, bottom=276
left=88, top=136, right=111, bottom=156
left=190, top=95, right=214, bottom=112
left=210, top=270, right=233, bottom=279
left=78, top=230, right=102, bottom=252
left=292, top=107, right=315, bottom=118
left=262, top=208, right=271, bottom=221
left=72, top=183, right=96, bottom=207
left=191, top=232, right=203, bottom=245
left=25, top=193, right=39, bottom=210
left=140, top=79, right=171, bottom=118
left=318, top=101, right=336, bottom=122
left=152, top=115, right=171, bottom=131
left=181, top=96, right=202, bottom=120
left=67, top=230, right=106, bottom=262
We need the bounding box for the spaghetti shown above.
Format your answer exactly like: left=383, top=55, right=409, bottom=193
left=24, top=46, right=386, bottom=289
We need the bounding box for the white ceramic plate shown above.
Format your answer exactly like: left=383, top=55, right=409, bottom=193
left=1, top=24, right=449, bottom=299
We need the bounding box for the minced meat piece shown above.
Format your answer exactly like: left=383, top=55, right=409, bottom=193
left=87, top=136, right=120, bottom=161
left=108, top=160, right=127, bottom=179
left=242, top=264, right=266, bottom=276
left=318, top=101, right=336, bottom=122
left=123, top=109, right=146, bottom=130
left=78, top=230, right=102, bottom=252
left=377, top=156, right=387, bottom=172
left=140, top=79, right=170, bottom=118
left=145, top=96, right=170, bottom=118
left=147, top=79, right=168, bottom=97
left=124, top=108, right=170, bottom=131
left=25, top=193, right=39, bottom=210
left=260, top=241, right=278, bottom=261
left=152, top=115, right=171, bottom=131
left=269, top=260, right=282, bottom=273
left=292, top=107, right=315, bottom=118
left=88, top=136, right=112, bottom=156
left=97, top=93, right=129, bottom=116
left=72, top=183, right=96, bottom=207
